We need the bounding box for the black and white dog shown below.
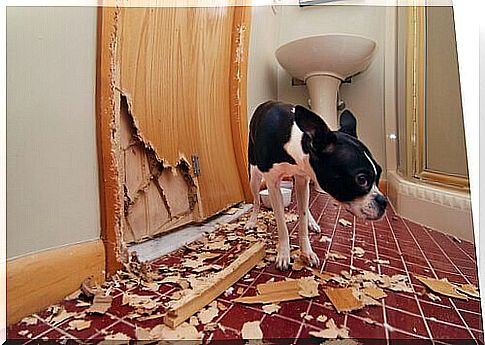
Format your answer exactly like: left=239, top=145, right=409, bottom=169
left=245, top=101, right=387, bottom=270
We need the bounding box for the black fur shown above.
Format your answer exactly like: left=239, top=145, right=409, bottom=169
left=249, top=101, right=384, bottom=207
left=249, top=101, right=297, bottom=172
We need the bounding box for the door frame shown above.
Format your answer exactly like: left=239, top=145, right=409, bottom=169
left=95, top=6, right=252, bottom=275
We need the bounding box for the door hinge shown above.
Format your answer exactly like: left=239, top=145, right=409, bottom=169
left=192, top=154, right=201, bottom=177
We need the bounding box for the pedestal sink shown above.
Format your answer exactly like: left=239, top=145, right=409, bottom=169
left=275, top=34, right=377, bottom=129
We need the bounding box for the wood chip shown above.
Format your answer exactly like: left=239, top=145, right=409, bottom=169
left=87, top=294, right=113, bottom=314
left=316, top=314, right=328, bottom=323
left=319, top=235, right=332, bottom=243
left=323, top=288, right=364, bottom=313
left=427, top=292, right=442, bottom=302
left=136, top=322, right=202, bottom=340
left=415, top=275, right=468, bottom=300
left=457, top=284, right=480, bottom=298
left=373, top=259, right=390, bottom=265
left=241, top=321, right=263, bottom=340
left=21, top=316, right=38, bottom=326
left=68, top=319, right=92, bottom=331
left=338, top=218, right=353, bottom=227
left=352, top=247, right=365, bottom=257
left=326, top=252, right=347, bottom=261
left=46, top=307, right=76, bottom=325
left=197, top=305, right=219, bottom=324
left=362, top=287, right=388, bottom=300
left=262, top=303, right=281, bottom=314
left=235, top=277, right=319, bottom=304
left=309, top=318, right=349, bottom=339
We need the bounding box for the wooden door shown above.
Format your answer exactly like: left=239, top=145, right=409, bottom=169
left=97, top=6, right=251, bottom=249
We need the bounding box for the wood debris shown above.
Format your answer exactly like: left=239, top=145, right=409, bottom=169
left=338, top=218, right=353, bottom=227
left=21, top=316, right=38, bottom=326
left=241, top=321, right=263, bottom=340
left=323, top=288, right=364, bottom=313
left=17, top=330, right=31, bottom=338
left=317, top=314, right=328, bottom=323
left=319, top=235, right=332, bottom=243
left=427, top=292, right=442, bottom=302
left=235, top=277, right=319, bottom=304
left=309, top=318, right=349, bottom=339
left=101, top=332, right=131, bottom=341
left=321, top=340, right=360, bottom=345
left=362, top=287, right=388, bottom=300
left=415, top=275, right=468, bottom=300
left=457, top=284, right=480, bottom=298
left=164, top=242, right=265, bottom=328
left=262, top=303, right=281, bottom=314
left=67, top=319, right=92, bottom=331
left=372, top=259, right=390, bottom=265
left=352, top=247, right=365, bottom=257
left=197, top=302, right=219, bottom=324
left=45, top=306, right=76, bottom=325
left=326, top=252, right=348, bottom=261
left=86, top=294, right=113, bottom=315
left=136, top=322, right=202, bottom=341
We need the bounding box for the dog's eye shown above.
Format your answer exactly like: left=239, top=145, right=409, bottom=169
left=355, top=174, right=368, bottom=187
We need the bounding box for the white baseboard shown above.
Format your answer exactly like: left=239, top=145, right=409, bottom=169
left=387, top=170, right=474, bottom=242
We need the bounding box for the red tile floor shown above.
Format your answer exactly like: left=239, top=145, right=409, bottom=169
left=8, top=191, right=483, bottom=344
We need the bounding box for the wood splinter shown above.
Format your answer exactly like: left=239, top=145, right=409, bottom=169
left=163, top=242, right=266, bottom=328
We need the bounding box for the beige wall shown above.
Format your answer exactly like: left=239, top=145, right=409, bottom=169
left=7, top=7, right=100, bottom=258
left=247, top=6, right=281, bottom=118
left=276, top=5, right=387, bottom=172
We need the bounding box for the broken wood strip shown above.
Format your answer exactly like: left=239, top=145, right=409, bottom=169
left=323, top=288, right=365, bottom=313
left=233, top=290, right=303, bottom=304
left=256, top=279, right=298, bottom=295
left=163, top=242, right=265, bottom=328
left=415, top=275, right=468, bottom=300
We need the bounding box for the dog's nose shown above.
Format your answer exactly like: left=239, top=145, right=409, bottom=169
left=375, top=194, right=388, bottom=209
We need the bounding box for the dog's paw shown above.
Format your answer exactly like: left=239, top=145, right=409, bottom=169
left=275, top=251, right=291, bottom=271
left=309, top=220, right=321, bottom=233
left=244, top=219, right=257, bottom=230
left=301, top=250, right=320, bottom=268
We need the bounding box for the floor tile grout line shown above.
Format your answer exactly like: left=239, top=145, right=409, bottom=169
left=400, top=218, right=476, bottom=341
left=371, top=219, right=390, bottom=344
left=343, top=213, right=357, bottom=330
left=384, top=213, right=435, bottom=342
left=384, top=304, right=484, bottom=333
left=440, top=231, right=477, bottom=263
left=291, top=193, right=329, bottom=343
left=416, top=221, right=474, bottom=285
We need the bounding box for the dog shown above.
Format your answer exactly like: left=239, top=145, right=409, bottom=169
left=245, top=101, right=387, bottom=270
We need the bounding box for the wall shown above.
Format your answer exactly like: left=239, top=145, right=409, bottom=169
left=276, top=5, right=387, bottom=173
left=6, top=7, right=100, bottom=258
left=247, top=6, right=281, bottom=118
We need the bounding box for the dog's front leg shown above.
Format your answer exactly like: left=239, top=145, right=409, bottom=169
left=266, top=178, right=291, bottom=270
left=295, top=175, right=320, bottom=267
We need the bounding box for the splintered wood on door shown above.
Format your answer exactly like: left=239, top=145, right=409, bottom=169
left=101, top=7, right=251, bottom=243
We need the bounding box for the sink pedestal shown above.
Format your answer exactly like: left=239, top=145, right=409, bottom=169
left=306, top=75, right=341, bottom=130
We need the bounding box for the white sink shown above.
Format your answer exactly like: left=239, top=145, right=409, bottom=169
left=275, top=34, right=377, bottom=129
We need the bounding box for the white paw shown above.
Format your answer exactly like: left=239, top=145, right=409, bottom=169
left=309, top=221, right=321, bottom=233
left=275, top=250, right=291, bottom=271
left=244, top=219, right=257, bottom=230
left=301, top=250, right=320, bottom=268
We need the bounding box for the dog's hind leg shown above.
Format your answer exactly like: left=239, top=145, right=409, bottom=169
left=308, top=210, right=321, bottom=233
left=266, top=177, right=291, bottom=270
left=244, top=165, right=263, bottom=230
left=295, top=175, right=320, bottom=267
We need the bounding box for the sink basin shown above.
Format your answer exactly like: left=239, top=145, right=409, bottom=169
left=275, top=34, right=377, bottom=81
left=275, top=34, right=377, bottom=129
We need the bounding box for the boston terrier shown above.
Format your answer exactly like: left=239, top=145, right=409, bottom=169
left=245, top=101, right=387, bottom=270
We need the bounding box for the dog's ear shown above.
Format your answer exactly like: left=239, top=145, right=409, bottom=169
left=295, top=105, right=336, bottom=153
left=338, top=109, right=358, bottom=138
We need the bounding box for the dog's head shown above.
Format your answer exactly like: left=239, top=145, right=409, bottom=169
left=295, top=106, right=387, bottom=220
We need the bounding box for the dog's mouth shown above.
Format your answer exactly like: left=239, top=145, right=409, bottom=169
left=343, top=203, right=386, bottom=221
